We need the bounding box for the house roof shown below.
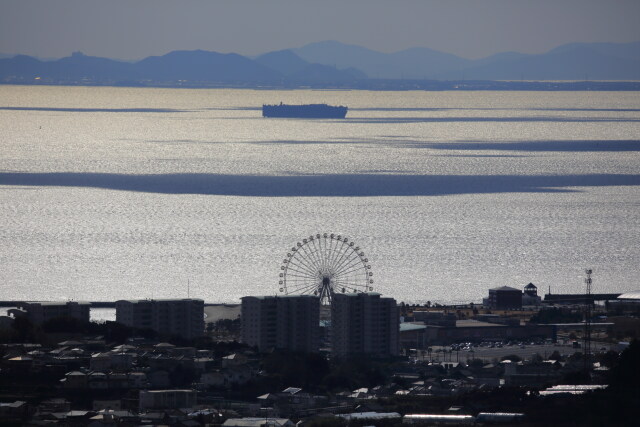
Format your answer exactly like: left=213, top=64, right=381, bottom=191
left=155, top=342, right=176, bottom=348
left=257, top=393, right=277, bottom=400
left=338, top=412, right=401, bottom=420
left=223, top=417, right=293, bottom=427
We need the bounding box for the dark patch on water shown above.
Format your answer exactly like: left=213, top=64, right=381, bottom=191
left=351, top=107, right=640, bottom=113
left=415, top=139, right=640, bottom=152
left=0, top=106, right=189, bottom=113
left=247, top=138, right=640, bottom=153
left=1, top=172, right=638, bottom=197
left=343, top=116, right=640, bottom=124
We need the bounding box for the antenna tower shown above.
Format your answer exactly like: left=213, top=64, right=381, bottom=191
left=583, top=269, right=593, bottom=381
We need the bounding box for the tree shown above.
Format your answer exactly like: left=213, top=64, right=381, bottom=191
left=598, top=350, right=619, bottom=368
left=467, top=358, right=484, bottom=369
left=529, top=353, right=544, bottom=363
left=263, top=350, right=330, bottom=390
left=609, top=340, right=640, bottom=392
left=548, top=350, right=563, bottom=361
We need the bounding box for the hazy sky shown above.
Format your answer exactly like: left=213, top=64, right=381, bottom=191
left=1, top=0, right=639, bottom=60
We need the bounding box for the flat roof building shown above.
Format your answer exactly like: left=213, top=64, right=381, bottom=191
left=241, top=295, right=320, bottom=353
left=332, top=292, right=399, bottom=357
left=115, top=299, right=204, bottom=340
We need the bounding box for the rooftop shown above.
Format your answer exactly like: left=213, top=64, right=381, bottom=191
left=241, top=294, right=319, bottom=300
left=489, top=286, right=522, bottom=292
left=456, top=320, right=507, bottom=328
left=115, top=298, right=204, bottom=303
left=618, top=290, right=640, bottom=300
left=335, top=292, right=383, bottom=298
left=400, top=323, right=427, bottom=332
left=23, top=301, right=91, bottom=306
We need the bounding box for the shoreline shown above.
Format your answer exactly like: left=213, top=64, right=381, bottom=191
left=0, top=301, right=241, bottom=324
left=2, top=81, right=640, bottom=91
left=0, top=301, right=240, bottom=308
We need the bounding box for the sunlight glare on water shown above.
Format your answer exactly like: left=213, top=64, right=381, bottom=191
left=1, top=86, right=639, bottom=304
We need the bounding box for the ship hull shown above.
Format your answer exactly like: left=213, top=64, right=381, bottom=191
left=262, top=104, right=348, bottom=119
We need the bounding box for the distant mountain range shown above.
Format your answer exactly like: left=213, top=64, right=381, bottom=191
left=1, top=41, right=638, bottom=86
left=0, top=49, right=362, bottom=86
left=292, top=40, right=640, bottom=80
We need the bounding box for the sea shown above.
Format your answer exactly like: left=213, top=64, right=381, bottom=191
left=0, top=85, right=639, bottom=306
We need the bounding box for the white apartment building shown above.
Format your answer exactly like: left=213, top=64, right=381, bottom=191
left=14, top=301, right=91, bottom=324
left=115, top=299, right=204, bottom=340
left=241, top=295, right=320, bottom=353
left=331, top=292, right=399, bottom=357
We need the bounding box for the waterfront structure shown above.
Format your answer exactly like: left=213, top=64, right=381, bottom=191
left=12, top=301, right=90, bottom=325
left=115, top=299, right=204, bottom=340
left=522, top=283, right=542, bottom=306
left=485, top=286, right=523, bottom=309
left=331, top=292, right=399, bottom=357
left=544, top=292, right=621, bottom=305
left=241, top=295, right=320, bottom=353
left=607, top=290, right=640, bottom=314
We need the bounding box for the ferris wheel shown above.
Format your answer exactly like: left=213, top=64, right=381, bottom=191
left=279, top=233, right=374, bottom=305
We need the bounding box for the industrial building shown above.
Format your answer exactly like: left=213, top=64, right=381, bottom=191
left=115, top=299, right=204, bottom=340
left=485, top=286, right=523, bottom=309
left=240, top=295, right=320, bottom=353
left=331, top=292, right=399, bottom=357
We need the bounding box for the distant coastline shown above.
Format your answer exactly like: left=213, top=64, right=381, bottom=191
left=2, top=41, right=639, bottom=91
left=2, top=80, right=639, bottom=91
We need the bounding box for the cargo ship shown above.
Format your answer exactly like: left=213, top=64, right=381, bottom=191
left=262, top=103, right=348, bottom=119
